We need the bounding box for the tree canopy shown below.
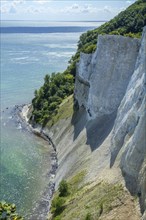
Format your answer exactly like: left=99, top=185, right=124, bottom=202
left=31, top=72, right=74, bottom=125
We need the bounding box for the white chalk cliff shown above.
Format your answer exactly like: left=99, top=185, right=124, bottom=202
left=74, top=27, right=146, bottom=217
left=75, top=35, right=140, bottom=119
left=45, top=27, right=146, bottom=219
left=111, top=27, right=146, bottom=216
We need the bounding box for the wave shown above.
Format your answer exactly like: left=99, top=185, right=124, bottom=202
left=12, top=57, right=29, bottom=61
left=44, top=44, right=77, bottom=49
left=44, top=51, right=74, bottom=58
left=0, top=26, right=95, bottom=34
left=11, top=56, right=39, bottom=64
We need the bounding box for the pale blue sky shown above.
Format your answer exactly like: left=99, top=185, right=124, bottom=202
left=0, top=0, right=136, bottom=21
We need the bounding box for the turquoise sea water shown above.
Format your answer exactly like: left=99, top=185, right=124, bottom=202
left=0, top=21, right=102, bottom=218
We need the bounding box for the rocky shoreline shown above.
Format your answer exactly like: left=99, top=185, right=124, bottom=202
left=12, top=104, right=58, bottom=220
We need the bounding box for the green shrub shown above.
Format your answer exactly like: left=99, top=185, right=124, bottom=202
left=51, top=196, right=65, bottom=216
left=85, top=212, right=92, bottom=220
left=59, top=180, right=69, bottom=197
left=0, top=201, right=23, bottom=220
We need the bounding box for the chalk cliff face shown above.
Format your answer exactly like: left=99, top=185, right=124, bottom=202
left=74, top=28, right=146, bottom=216
left=75, top=35, right=140, bottom=119
left=111, top=27, right=146, bottom=214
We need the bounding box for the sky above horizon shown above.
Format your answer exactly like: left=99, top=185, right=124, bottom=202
left=1, top=0, right=136, bottom=21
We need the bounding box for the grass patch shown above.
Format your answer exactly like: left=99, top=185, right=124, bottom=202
left=50, top=172, right=125, bottom=220
left=50, top=171, right=86, bottom=219
left=47, top=95, right=73, bottom=128
left=68, top=170, right=87, bottom=193
left=59, top=182, right=124, bottom=220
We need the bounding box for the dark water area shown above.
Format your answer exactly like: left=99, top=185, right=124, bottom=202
left=0, top=26, right=96, bottom=34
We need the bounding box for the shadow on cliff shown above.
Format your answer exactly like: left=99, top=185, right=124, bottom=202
left=71, top=104, right=117, bottom=151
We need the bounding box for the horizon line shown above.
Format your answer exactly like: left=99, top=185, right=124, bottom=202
left=1, top=20, right=108, bottom=22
